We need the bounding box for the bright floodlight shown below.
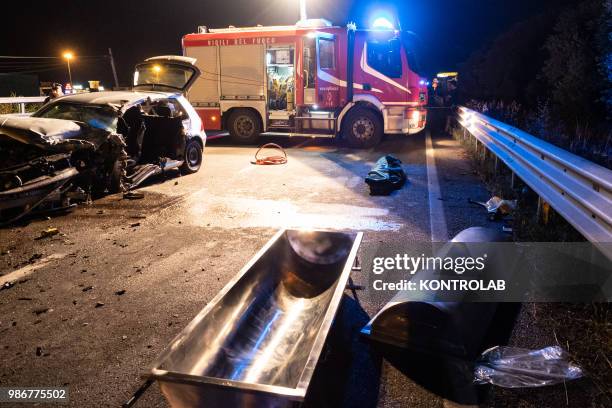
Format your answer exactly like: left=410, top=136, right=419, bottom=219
left=63, top=52, right=74, bottom=60
left=372, top=17, right=394, bottom=30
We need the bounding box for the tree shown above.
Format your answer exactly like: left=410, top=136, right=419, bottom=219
left=599, top=0, right=612, bottom=117
left=542, top=0, right=607, bottom=123
left=458, top=14, right=556, bottom=105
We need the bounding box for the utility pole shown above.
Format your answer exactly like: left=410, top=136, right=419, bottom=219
left=67, top=59, right=72, bottom=86
left=108, top=48, right=119, bottom=89
left=63, top=52, right=74, bottom=87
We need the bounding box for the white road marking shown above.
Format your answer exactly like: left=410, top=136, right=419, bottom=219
left=0, top=253, right=66, bottom=287
left=425, top=131, right=448, bottom=242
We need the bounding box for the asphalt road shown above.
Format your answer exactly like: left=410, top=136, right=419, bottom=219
left=0, top=125, right=497, bottom=408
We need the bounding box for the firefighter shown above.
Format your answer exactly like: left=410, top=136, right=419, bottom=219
left=44, top=83, right=64, bottom=104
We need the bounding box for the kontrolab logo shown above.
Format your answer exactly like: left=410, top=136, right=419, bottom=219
left=372, top=253, right=487, bottom=275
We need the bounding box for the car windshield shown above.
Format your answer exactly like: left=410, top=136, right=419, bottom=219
left=34, top=102, right=118, bottom=132
left=133, top=62, right=195, bottom=90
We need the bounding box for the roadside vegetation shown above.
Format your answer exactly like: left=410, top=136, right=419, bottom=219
left=458, top=0, right=612, bottom=169
left=0, top=93, right=42, bottom=115
left=449, top=123, right=612, bottom=407
left=450, top=110, right=611, bottom=408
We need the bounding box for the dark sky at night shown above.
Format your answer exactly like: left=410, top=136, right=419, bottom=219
left=2, top=0, right=580, bottom=88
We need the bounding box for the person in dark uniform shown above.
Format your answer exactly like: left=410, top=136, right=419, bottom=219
left=43, top=83, right=63, bottom=104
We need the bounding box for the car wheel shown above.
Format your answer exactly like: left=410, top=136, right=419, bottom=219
left=228, top=109, right=261, bottom=144
left=181, top=139, right=203, bottom=174
left=342, top=108, right=383, bottom=148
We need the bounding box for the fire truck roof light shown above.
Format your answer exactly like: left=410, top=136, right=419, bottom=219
left=372, top=17, right=394, bottom=30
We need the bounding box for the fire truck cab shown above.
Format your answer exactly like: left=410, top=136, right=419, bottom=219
left=182, top=19, right=427, bottom=148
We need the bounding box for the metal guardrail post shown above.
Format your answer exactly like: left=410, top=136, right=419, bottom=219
left=0, top=96, right=46, bottom=115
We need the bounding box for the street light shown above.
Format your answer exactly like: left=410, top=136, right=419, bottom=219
left=63, top=51, right=74, bottom=90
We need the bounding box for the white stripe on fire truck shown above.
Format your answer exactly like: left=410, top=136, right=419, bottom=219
left=360, top=43, right=412, bottom=94
left=317, top=70, right=383, bottom=93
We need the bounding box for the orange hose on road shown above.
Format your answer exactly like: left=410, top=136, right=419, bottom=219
left=253, top=143, right=288, bottom=165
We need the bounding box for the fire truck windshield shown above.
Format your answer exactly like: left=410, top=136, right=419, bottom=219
left=400, top=31, right=422, bottom=75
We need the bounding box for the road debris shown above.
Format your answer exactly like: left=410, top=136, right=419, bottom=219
left=474, top=345, right=583, bottom=388
left=469, top=196, right=517, bottom=220
left=115, top=290, right=126, bottom=296
left=123, top=191, right=145, bottom=200
left=32, top=307, right=49, bottom=315
left=37, top=228, right=60, bottom=239
left=28, top=253, right=43, bottom=263
left=365, top=155, right=407, bottom=195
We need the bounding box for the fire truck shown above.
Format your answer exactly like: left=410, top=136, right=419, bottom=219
left=182, top=19, right=427, bottom=148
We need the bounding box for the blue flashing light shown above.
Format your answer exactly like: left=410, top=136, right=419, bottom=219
left=372, top=17, right=394, bottom=30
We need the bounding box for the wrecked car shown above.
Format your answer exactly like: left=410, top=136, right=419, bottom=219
left=0, top=56, right=205, bottom=223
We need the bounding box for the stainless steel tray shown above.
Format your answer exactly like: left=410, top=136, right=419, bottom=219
left=150, top=229, right=363, bottom=407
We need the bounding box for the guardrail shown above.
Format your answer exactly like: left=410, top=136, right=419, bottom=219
left=456, top=106, right=612, bottom=260
left=0, top=96, right=46, bottom=114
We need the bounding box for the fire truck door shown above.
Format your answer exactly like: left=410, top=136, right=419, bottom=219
left=316, top=34, right=339, bottom=109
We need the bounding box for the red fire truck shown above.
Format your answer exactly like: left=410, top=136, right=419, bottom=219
left=182, top=19, right=427, bottom=148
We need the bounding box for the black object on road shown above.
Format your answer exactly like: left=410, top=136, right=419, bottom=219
left=361, top=227, right=511, bottom=358
left=365, top=155, right=407, bottom=195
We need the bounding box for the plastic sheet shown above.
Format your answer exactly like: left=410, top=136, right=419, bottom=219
left=474, top=346, right=584, bottom=388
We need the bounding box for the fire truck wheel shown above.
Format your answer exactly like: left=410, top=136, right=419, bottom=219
left=228, top=109, right=261, bottom=144
left=343, top=108, right=382, bottom=148
left=180, top=139, right=203, bottom=174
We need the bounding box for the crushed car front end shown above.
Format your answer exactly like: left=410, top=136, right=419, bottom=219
left=0, top=115, right=127, bottom=223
